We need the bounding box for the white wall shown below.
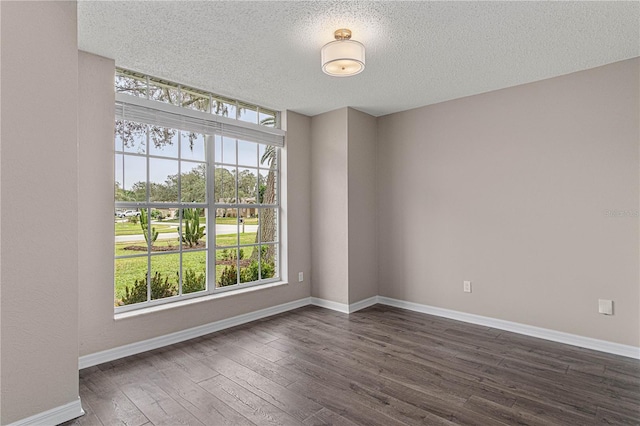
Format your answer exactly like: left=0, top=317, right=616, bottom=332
left=0, top=2, right=80, bottom=423
left=377, top=58, right=640, bottom=346
left=78, top=52, right=313, bottom=355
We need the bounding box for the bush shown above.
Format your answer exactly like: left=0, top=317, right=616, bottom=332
left=240, top=259, right=275, bottom=282
left=121, top=271, right=177, bottom=305
left=218, top=264, right=237, bottom=287
left=151, top=209, right=165, bottom=220
left=183, top=268, right=205, bottom=294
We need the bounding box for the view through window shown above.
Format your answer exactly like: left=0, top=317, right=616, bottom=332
left=114, top=69, right=282, bottom=310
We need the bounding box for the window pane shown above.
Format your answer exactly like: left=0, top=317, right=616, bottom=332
left=149, top=209, right=179, bottom=252
left=123, top=155, right=146, bottom=202
left=222, top=137, right=236, bottom=164
left=258, top=208, right=278, bottom=243
left=115, top=154, right=124, bottom=200
left=115, top=256, right=148, bottom=306
left=239, top=245, right=259, bottom=283
left=150, top=254, right=179, bottom=300
left=122, top=122, right=146, bottom=154
left=214, top=166, right=236, bottom=203
left=258, top=144, right=277, bottom=168
left=260, top=244, right=277, bottom=280
left=215, top=209, right=239, bottom=248
left=212, top=99, right=236, bottom=118
left=115, top=121, right=124, bottom=151
left=148, top=81, right=179, bottom=105
left=216, top=248, right=238, bottom=287
left=214, top=135, right=222, bottom=163
left=182, top=251, right=206, bottom=294
left=115, top=73, right=147, bottom=98
left=237, top=140, right=258, bottom=167
left=149, top=158, right=178, bottom=203
left=149, top=127, right=178, bottom=158
left=180, top=208, right=206, bottom=249
left=115, top=209, right=147, bottom=256
left=181, top=162, right=206, bottom=203
left=181, top=131, right=205, bottom=161
left=237, top=168, right=258, bottom=202
left=238, top=105, right=258, bottom=124
left=259, top=168, right=277, bottom=205
left=181, top=89, right=209, bottom=112
left=259, top=111, right=276, bottom=127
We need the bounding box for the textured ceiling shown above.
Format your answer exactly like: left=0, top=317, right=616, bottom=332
left=78, top=1, right=639, bottom=117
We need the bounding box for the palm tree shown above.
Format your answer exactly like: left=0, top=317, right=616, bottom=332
left=252, top=120, right=277, bottom=267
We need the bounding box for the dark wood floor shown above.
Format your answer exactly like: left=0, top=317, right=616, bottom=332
left=64, top=305, right=640, bottom=426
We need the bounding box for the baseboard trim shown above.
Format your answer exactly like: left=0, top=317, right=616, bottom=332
left=309, top=297, right=349, bottom=313
left=79, top=294, right=639, bottom=369
left=348, top=296, right=379, bottom=313
left=309, top=296, right=378, bottom=313
left=377, top=296, right=640, bottom=360
left=79, top=297, right=311, bottom=369
left=7, top=397, right=84, bottom=426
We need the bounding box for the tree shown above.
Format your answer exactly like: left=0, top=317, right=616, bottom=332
left=116, top=72, right=231, bottom=152
left=237, top=169, right=258, bottom=201
left=252, top=143, right=277, bottom=267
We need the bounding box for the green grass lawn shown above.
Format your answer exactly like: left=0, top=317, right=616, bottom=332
left=215, top=217, right=258, bottom=225
left=114, top=232, right=259, bottom=303
left=115, top=221, right=176, bottom=236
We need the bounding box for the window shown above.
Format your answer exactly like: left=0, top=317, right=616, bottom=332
left=114, top=70, right=284, bottom=311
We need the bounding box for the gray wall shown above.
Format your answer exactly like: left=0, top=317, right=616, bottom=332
left=377, top=58, right=640, bottom=346
left=310, top=108, right=378, bottom=305
left=347, top=108, right=378, bottom=303
left=1, top=2, right=80, bottom=423
left=311, top=109, right=350, bottom=304
left=78, top=52, right=313, bottom=356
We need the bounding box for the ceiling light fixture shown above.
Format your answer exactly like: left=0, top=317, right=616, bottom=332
left=321, top=28, right=365, bottom=77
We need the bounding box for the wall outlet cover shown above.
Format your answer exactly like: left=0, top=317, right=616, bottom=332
left=598, top=299, right=613, bottom=315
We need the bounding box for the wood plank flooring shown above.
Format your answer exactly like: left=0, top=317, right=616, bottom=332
left=63, top=305, right=640, bottom=425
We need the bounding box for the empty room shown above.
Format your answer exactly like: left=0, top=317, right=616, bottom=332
left=1, top=1, right=638, bottom=425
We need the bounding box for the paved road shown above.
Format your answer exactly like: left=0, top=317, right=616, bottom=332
left=115, top=224, right=258, bottom=243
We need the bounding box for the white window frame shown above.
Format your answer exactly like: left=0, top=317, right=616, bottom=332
left=114, top=93, right=284, bottom=313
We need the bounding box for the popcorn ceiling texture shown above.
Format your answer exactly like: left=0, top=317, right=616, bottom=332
left=78, top=1, right=639, bottom=117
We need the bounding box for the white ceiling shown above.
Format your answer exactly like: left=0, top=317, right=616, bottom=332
left=78, top=1, right=639, bottom=117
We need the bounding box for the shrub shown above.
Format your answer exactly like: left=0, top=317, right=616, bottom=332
left=121, top=271, right=177, bottom=305
left=183, top=268, right=206, bottom=294
left=151, top=209, right=165, bottom=220
left=240, top=259, right=275, bottom=282
left=218, top=264, right=237, bottom=287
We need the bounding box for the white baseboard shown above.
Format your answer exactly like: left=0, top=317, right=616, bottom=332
left=309, top=295, right=378, bottom=313
left=309, top=297, right=349, bottom=313
left=79, top=297, right=311, bottom=369
left=7, top=397, right=84, bottom=426
left=79, top=294, right=639, bottom=369
left=377, top=296, right=640, bottom=360
left=347, top=296, right=379, bottom=313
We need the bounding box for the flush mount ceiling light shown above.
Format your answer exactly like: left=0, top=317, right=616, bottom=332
left=321, top=28, right=365, bottom=77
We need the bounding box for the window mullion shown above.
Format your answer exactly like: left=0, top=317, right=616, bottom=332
left=206, top=134, right=216, bottom=294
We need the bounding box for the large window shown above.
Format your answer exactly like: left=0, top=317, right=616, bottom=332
left=114, top=70, right=283, bottom=311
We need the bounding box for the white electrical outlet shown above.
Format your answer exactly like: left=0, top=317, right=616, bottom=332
left=598, top=299, right=613, bottom=315
left=463, top=281, right=472, bottom=293
left=298, top=272, right=304, bottom=282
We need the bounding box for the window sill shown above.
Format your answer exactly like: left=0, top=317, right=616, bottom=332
left=114, top=280, right=289, bottom=320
